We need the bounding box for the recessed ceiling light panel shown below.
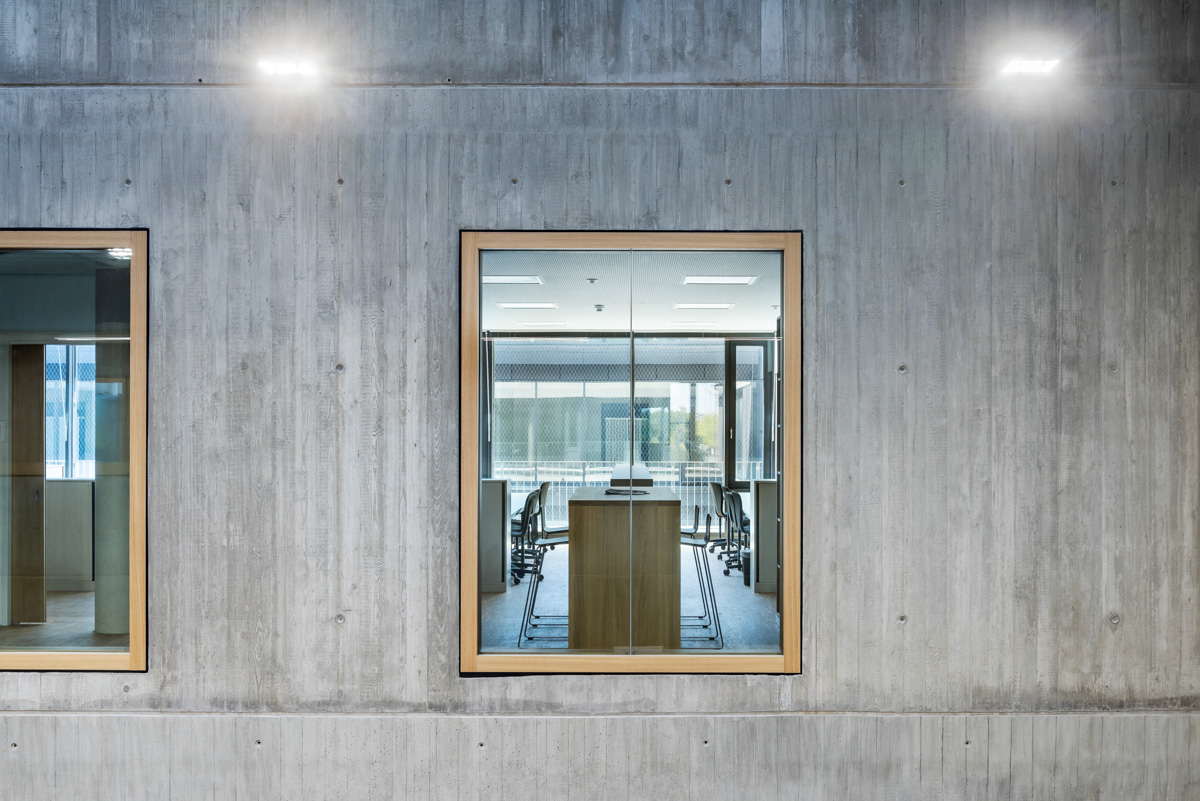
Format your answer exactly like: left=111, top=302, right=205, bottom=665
left=482, top=275, right=543, bottom=284
left=682, top=276, right=757, bottom=285
left=497, top=302, right=558, bottom=309
left=107, top=247, right=133, bottom=260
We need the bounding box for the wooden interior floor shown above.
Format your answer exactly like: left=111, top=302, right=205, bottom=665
left=0, top=591, right=129, bottom=651
left=481, top=544, right=780, bottom=652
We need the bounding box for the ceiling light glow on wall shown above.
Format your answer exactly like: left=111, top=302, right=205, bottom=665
left=497, top=302, right=557, bottom=309
left=483, top=275, right=543, bottom=284
left=107, top=247, right=133, bottom=259
left=675, top=303, right=734, bottom=310
left=1001, top=59, right=1060, bottom=75
left=682, top=276, right=757, bottom=285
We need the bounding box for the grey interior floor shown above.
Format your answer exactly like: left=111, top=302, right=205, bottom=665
left=0, top=591, right=130, bottom=651
left=481, top=544, right=780, bottom=652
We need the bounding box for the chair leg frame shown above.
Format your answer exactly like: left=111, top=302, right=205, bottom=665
left=681, top=545, right=723, bottom=648
left=518, top=547, right=567, bottom=646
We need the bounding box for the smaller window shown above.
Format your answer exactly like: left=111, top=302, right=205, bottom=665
left=0, top=230, right=147, bottom=672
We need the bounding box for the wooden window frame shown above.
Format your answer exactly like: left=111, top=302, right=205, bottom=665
left=0, top=230, right=148, bottom=672
left=460, top=231, right=801, bottom=674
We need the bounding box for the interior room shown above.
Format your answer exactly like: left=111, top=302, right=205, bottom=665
left=0, top=248, right=132, bottom=653
left=475, top=249, right=783, bottom=653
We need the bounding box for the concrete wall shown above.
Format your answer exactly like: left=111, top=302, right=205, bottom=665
left=1, top=1, right=1198, bottom=797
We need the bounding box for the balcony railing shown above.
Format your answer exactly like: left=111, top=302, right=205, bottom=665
left=492, top=459, right=764, bottom=527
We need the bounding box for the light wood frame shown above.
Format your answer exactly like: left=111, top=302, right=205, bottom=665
left=460, top=231, right=801, bottom=674
left=0, top=230, right=148, bottom=671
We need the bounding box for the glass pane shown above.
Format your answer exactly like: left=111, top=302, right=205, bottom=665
left=734, top=345, right=766, bottom=483
left=476, top=246, right=784, bottom=658
left=478, top=251, right=633, bottom=653
left=631, top=250, right=782, bottom=654
left=45, top=345, right=68, bottom=479
left=0, top=247, right=131, bottom=652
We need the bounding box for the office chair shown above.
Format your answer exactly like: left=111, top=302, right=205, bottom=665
left=680, top=506, right=723, bottom=648
left=707, top=482, right=730, bottom=556
left=527, top=481, right=569, bottom=625
left=509, top=488, right=541, bottom=585
left=537, top=481, right=569, bottom=544
left=721, top=489, right=751, bottom=577
left=517, top=489, right=569, bottom=646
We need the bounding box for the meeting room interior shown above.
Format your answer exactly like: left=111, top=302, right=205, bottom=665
left=474, top=247, right=784, bottom=655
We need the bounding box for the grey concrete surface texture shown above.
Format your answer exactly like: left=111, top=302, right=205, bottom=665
left=0, top=0, right=1196, bottom=86
left=1, top=0, right=1199, bottom=796
left=0, top=712, right=1196, bottom=799
left=1, top=84, right=1195, bottom=715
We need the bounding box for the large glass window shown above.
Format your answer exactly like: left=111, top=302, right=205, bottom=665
left=461, top=232, right=801, bottom=673
left=0, top=231, right=147, bottom=672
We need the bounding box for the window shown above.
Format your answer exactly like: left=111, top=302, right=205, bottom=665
left=45, top=345, right=98, bottom=479
left=461, top=232, right=800, bottom=673
left=0, top=230, right=147, bottom=671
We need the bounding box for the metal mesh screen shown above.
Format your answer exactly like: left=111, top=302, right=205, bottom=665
left=43, top=344, right=97, bottom=479
left=45, top=345, right=68, bottom=478
left=489, top=337, right=731, bottom=527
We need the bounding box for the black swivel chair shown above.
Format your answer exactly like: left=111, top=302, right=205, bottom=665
left=680, top=506, right=723, bottom=648
left=721, top=489, right=751, bottom=577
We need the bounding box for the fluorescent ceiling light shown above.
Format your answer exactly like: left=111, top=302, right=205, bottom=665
left=669, top=321, right=717, bottom=327
left=675, top=302, right=734, bottom=310
left=107, top=247, right=132, bottom=259
left=683, top=276, right=757, bottom=285
left=55, top=336, right=132, bottom=342
left=482, top=275, right=543, bottom=284
left=497, top=302, right=558, bottom=309
left=1001, top=59, right=1060, bottom=75
left=520, top=321, right=567, bottom=327
left=259, top=58, right=320, bottom=77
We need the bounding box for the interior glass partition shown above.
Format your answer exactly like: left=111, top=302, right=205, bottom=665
left=466, top=233, right=794, bottom=669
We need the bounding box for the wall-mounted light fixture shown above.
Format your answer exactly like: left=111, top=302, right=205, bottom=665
left=258, top=57, right=322, bottom=82
left=1000, top=58, right=1060, bottom=76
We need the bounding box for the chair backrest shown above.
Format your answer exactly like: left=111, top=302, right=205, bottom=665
left=536, top=482, right=551, bottom=533
left=724, top=489, right=747, bottom=535
left=709, top=482, right=727, bottom=521
left=517, top=489, right=541, bottom=545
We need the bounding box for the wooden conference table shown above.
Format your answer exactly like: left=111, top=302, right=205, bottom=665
left=567, top=487, right=681, bottom=650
